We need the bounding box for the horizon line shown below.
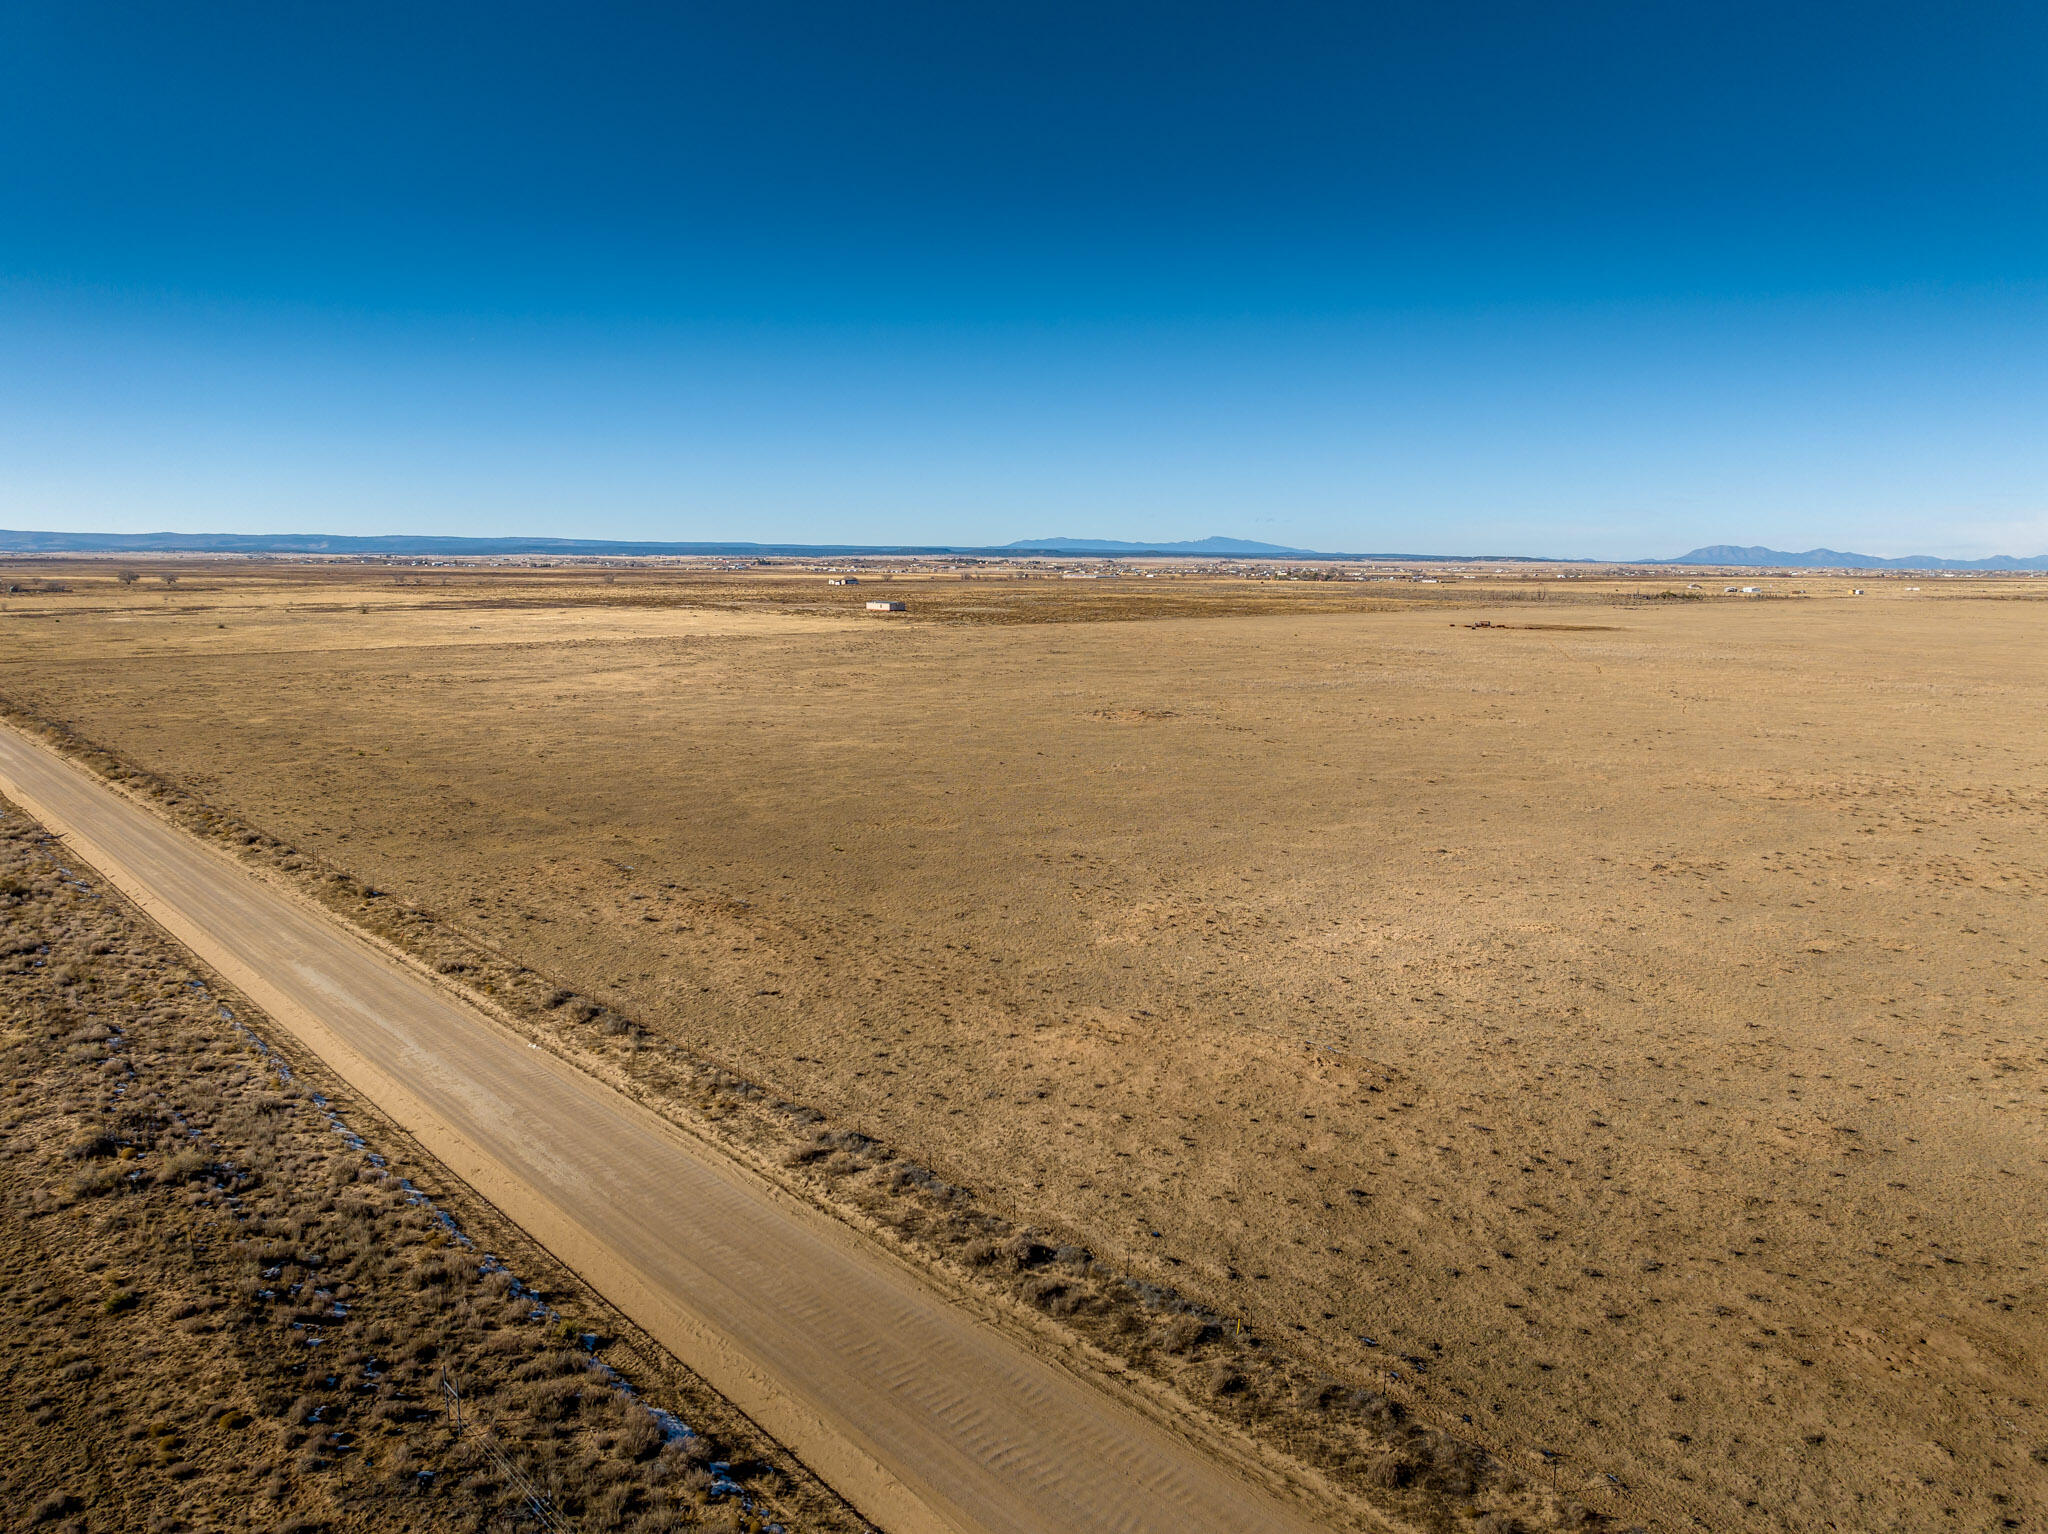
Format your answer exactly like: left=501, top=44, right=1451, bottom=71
left=5, top=526, right=2048, bottom=571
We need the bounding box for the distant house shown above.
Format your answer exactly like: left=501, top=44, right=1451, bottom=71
left=828, top=576, right=859, bottom=586
left=865, top=600, right=906, bottom=612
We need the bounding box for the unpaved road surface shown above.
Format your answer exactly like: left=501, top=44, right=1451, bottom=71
left=0, top=723, right=1333, bottom=1534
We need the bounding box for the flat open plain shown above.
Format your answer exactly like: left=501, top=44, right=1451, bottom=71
left=3, top=561, right=2043, bottom=1532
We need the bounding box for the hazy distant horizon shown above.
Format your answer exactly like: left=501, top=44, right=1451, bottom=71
left=7, top=524, right=2048, bottom=570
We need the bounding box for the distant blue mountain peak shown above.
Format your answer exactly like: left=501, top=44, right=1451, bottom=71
left=1657, top=544, right=2048, bottom=571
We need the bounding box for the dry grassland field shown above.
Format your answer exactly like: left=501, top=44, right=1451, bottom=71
left=3, top=559, right=2045, bottom=1533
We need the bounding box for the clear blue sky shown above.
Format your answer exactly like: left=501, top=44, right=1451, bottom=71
left=4, top=1, right=2045, bottom=557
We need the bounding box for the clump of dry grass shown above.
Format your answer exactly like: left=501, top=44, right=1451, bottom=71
left=0, top=799, right=859, bottom=1534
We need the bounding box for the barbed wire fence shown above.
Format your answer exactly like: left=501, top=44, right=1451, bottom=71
left=438, top=1369, right=574, bottom=1533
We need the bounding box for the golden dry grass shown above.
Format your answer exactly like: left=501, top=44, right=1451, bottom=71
left=4, top=558, right=2044, bottom=1531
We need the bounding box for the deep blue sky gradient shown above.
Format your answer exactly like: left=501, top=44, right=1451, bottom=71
left=4, top=2, right=2046, bottom=555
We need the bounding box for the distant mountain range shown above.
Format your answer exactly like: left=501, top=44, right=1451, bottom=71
left=1657, top=544, right=2048, bottom=571
left=4, top=527, right=2041, bottom=570
left=0, top=528, right=1533, bottom=562
left=0, top=529, right=978, bottom=558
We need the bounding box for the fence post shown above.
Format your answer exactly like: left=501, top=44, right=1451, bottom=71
left=440, top=1367, right=462, bottom=1434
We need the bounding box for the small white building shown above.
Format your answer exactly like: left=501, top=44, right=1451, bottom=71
left=866, top=600, right=906, bottom=612
left=828, top=576, right=859, bottom=586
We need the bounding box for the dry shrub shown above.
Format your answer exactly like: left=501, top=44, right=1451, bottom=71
left=30, top=1492, right=82, bottom=1524
left=1003, top=1234, right=1054, bottom=1269
left=65, top=1132, right=118, bottom=1161
left=409, top=1250, right=471, bottom=1289
left=1207, top=1363, right=1248, bottom=1397
left=1292, top=1378, right=1338, bottom=1412
left=69, top=1166, right=125, bottom=1199
left=514, top=1349, right=584, bottom=1383
left=1419, top=1438, right=1489, bottom=1497
left=1352, top=1388, right=1403, bottom=1428
left=612, top=1408, right=663, bottom=1461
left=1020, top=1272, right=1098, bottom=1318
left=885, top=1162, right=942, bottom=1194
left=961, top=1239, right=1003, bottom=1268
left=782, top=1135, right=831, bottom=1167
left=526, top=1375, right=586, bottom=1420
left=158, top=1148, right=210, bottom=1183
left=1365, top=1449, right=1416, bottom=1488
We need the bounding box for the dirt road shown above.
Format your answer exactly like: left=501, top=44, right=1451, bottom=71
left=0, top=722, right=1336, bottom=1534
